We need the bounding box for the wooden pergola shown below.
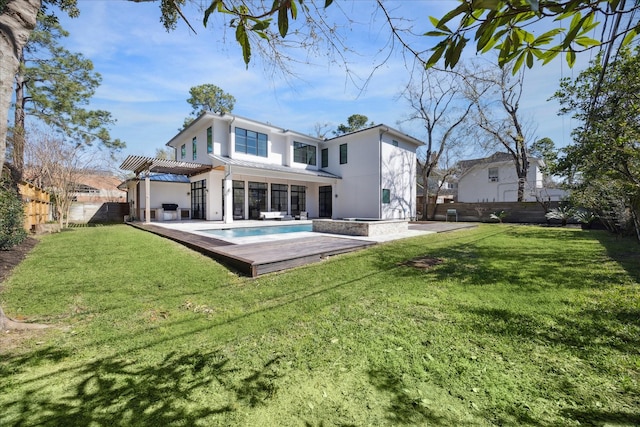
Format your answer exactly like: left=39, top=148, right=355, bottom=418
left=120, top=155, right=212, bottom=223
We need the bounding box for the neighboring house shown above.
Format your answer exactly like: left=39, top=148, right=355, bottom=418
left=71, top=173, right=127, bottom=203
left=120, top=112, right=422, bottom=223
left=23, top=169, right=127, bottom=203
left=457, top=152, right=567, bottom=203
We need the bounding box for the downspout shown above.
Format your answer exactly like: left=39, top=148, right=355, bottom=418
left=379, top=127, right=389, bottom=219
left=224, top=115, right=236, bottom=222
left=223, top=166, right=232, bottom=223
left=228, top=115, right=236, bottom=156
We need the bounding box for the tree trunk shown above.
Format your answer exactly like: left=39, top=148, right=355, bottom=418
left=0, top=0, right=40, bottom=174
left=12, top=52, right=26, bottom=181
left=0, top=304, right=48, bottom=331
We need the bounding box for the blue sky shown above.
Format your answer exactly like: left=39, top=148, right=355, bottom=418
left=54, top=0, right=589, bottom=160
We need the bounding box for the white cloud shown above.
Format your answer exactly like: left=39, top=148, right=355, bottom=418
left=54, top=1, right=591, bottom=157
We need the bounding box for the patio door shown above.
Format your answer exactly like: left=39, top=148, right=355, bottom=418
left=319, top=185, right=332, bottom=218
left=191, top=180, right=206, bottom=219
left=248, top=182, right=267, bottom=219
left=232, top=180, right=245, bottom=219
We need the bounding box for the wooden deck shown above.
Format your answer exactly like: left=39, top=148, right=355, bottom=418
left=129, top=223, right=375, bottom=277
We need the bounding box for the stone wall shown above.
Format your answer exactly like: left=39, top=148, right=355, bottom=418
left=68, top=202, right=130, bottom=224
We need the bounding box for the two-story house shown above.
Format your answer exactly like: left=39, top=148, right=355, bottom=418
left=456, top=152, right=566, bottom=203
left=120, top=112, right=422, bottom=223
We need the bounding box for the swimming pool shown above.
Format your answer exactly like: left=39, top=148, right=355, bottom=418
left=201, top=223, right=313, bottom=238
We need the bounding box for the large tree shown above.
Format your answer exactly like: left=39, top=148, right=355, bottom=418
left=10, top=12, right=123, bottom=182
left=464, top=63, right=534, bottom=202
left=553, top=46, right=640, bottom=240
left=25, top=128, right=90, bottom=229
left=401, top=66, right=474, bottom=219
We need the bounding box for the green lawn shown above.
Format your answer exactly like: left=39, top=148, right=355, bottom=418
left=1, top=224, right=639, bottom=426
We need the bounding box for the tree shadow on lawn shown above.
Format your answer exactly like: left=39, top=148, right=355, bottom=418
left=459, top=305, right=640, bottom=424
left=463, top=305, right=640, bottom=359
left=386, top=227, right=636, bottom=292
left=368, top=369, right=449, bottom=425
left=560, top=408, right=640, bottom=426
left=1, top=347, right=287, bottom=426
left=593, top=231, right=640, bottom=284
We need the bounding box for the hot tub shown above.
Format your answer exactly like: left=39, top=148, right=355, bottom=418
left=312, top=219, right=408, bottom=237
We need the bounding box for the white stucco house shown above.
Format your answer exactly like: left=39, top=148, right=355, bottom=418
left=120, top=112, right=422, bottom=223
left=457, top=152, right=567, bottom=203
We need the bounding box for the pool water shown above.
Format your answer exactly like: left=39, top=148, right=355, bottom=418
left=201, top=223, right=313, bottom=238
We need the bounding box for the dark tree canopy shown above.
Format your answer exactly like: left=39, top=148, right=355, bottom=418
left=553, top=46, right=640, bottom=239
left=335, top=114, right=371, bottom=135
left=186, top=83, right=236, bottom=116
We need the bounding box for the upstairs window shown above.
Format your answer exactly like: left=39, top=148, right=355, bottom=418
left=207, top=127, right=213, bottom=153
left=488, top=167, right=499, bottom=182
left=181, top=144, right=186, bottom=159
left=340, top=143, right=348, bottom=164
left=321, top=148, right=328, bottom=168
left=294, top=142, right=317, bottom=166
left=192, top=137, right=197, bottom=160
left=235, top=127, right=268, bottom=157
left=392, top=140, right=399, bottom=147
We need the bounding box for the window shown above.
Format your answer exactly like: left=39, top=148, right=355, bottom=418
left=321, top=148, right=328, bottom=168
left=488, top=167, right=499, bottom=182
left=207, top=127, right=213, bottom=153
left=291, top=185, right=306, bottom=215
left=392, top=140, right=399, bottom=147
left=293, top=142, right=317, bottom=166
left=181, top=144, right=186, bottom=159
left=235, top=127, right=268, bottom=157
left=73, top=183, right=99, bottom=194
left=192, top=137, right=197, bottom=160
left=339, top=143, right=348, bottom=164
left=382, top=189, right=391, bottom=204
left=271, top=184, right=288, bottom=212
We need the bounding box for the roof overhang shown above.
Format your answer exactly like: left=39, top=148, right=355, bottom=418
left=210, top=154, right=341, bottom=184
left=120, top=155, right=212, bottom=176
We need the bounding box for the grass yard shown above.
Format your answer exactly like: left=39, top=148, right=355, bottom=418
left=0, top=224, right=639, bottom=426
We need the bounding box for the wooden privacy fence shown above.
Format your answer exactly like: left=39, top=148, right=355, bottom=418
left=432, top=201, right=561, bottom=223
left=18, top=182, right=51, bottom=231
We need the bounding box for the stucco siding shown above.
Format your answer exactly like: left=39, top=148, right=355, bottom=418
left=136, top=181, right=190, bottom=210
left=381, top=141, right=416, bottom=219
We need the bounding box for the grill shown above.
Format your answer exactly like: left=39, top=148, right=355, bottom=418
left=162, top=203, right=179, bottom=211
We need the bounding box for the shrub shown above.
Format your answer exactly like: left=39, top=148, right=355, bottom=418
left=545, top=205, right=576, bottom=226
left=0, top=182, right=27, bottom=250
left=490, top=210, right=508, bottom=223
left=573, top=209, right=597, bottom=225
